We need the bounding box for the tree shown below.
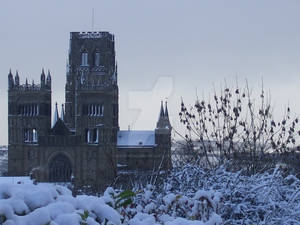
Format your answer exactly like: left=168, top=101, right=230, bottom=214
left=178, top=81, right=300, bottom=173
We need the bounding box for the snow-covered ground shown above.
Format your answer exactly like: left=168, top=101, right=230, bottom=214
left=0, top=146, right=299, bottom=224
left=0, top=181, right=222, bottom=225
left=0, top=166, right=299, bottom=224
left=0, top=177, right=31, bottom=185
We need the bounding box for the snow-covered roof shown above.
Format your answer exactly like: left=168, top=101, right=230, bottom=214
left=117, top=130, right=155, bottom=148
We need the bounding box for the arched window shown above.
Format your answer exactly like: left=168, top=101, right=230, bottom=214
left=93, top=105, right=96, bottom=116
left=93, top=128, right=99, bottom=143
left=24, top=129, right=30, bottom=143
left=81, top=52, right=88, bottom=66
left=32, top=129, right=38, bottom=143
left=85, top=129, right=91, bottom=143
left=95, top=52, right=100, bottom=66
left=100, top=104, right=104, bottom=116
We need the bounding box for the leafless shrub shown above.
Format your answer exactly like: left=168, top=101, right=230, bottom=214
left=178, top=81, right=300, bottom=173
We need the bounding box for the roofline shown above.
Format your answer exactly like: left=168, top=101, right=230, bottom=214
left=117, top=145, right=156, bottom=149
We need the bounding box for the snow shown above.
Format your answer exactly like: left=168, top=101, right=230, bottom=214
left=0, top=181, right=222, bottom=225
left=117, top=130, right=155, bottom=148
left=90, top=202, right=121, bottom=225
left=0, top=177, right=32, bottom=185
left=0, top=164, right=299, bottom=224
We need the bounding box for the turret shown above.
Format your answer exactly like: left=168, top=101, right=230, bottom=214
left=15, top=71, right=19, bottom=86
left=8, top=69, right=14, bottom=89
left=164, top=101, right=171, bottom=129
left=156, top=101, right=165, bottom=129
left=46, top=70, right=51, bottom=89
left=25, top=78, right=28, bottom=88
left=156, top=100, right=171, bottom=131
left=40, top=68, right=45, bottom=88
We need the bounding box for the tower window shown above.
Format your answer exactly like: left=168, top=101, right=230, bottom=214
left=24, top=128, right=38, bottom=143
left=84, top=104, right=104, bottom=116
left=19, top=104, right=39, bottom=116
left=85, top=129, right=91, bottom=143
left=93, top=128, right=99, bottom=143
left=81, top=52, right=88, bottom=66
left=24, top=129, right=30, bottom=143
left=95, top=52, right=100, bottom=66
left=99, top=104, right=104, bottom=116
left=32, top=129, right=38, bottom=143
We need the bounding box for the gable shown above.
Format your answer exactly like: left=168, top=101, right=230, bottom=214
left=51, top=119, right=71, bottom=136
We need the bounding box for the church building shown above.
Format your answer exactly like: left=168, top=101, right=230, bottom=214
left=7, top=31, right=171, bottom=189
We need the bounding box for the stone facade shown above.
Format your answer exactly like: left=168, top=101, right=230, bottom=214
left=7, top=31, right=171, bottom=189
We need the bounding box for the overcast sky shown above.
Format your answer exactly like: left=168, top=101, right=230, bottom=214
left=1, top=1, right=300, bottom=144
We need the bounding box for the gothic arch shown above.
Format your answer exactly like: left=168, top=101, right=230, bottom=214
left=48, top=153, right=72, bottom=182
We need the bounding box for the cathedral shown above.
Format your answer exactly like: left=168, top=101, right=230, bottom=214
left=7, top=31, right=171, bottom=188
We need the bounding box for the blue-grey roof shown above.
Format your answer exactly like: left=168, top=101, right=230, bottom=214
left=117, top=130, right=155, bottom=148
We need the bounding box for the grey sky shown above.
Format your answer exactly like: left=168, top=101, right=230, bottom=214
left=1, top=1, right=300, bottom=144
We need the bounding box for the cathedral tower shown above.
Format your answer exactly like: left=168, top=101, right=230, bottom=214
left=8, top=69, right=51, bottom=175
left=64, top=32, right=119, bottom=185
left=65, top=32, right=118, bottom=140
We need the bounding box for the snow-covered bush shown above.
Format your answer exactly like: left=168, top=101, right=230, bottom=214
left=164, top=164, right=300, bottom=224
left=0, top=181, right=222, bottom=225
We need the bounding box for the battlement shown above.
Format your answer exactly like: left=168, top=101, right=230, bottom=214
left=8, top=69, right=51, bottom=91
left=71, top=31, right=114, bottom=41
left=9, top=83, right=50, bottom=92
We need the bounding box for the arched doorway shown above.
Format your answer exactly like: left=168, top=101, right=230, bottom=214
left=48, top=154, right=72, bottom=182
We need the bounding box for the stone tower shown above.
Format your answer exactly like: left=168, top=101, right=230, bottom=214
left=63, top=32, right=119, bottom=186
left=65, top=32, right=118, bottom=136
left=8, top=69, right=52, bottom=175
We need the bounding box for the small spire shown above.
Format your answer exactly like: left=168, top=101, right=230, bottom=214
left=25, top=78, right=28, bottom=86
left=46, top=70, right=51, bottom=88
left=32, top=79, right=35, bottom=86
left=53, top=102, right=59, bottom=127
left=15, top=70, right=19, bottom=86
left=60, top=104, right=64, bottom=121
left=159, top=100, right=165, bottom=118
left=41, top=68, right=45, bottom=87
left=165, top=100, right=169, bottom=118
left=8, top=69, right=14, bottom=89
left=156, top=100, right=165, bottom=129
left=164, top=100, right=171, bottom=129
left=47, top=70, right=51, bottom=79
left=8, top=69, right=13, bottom=79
